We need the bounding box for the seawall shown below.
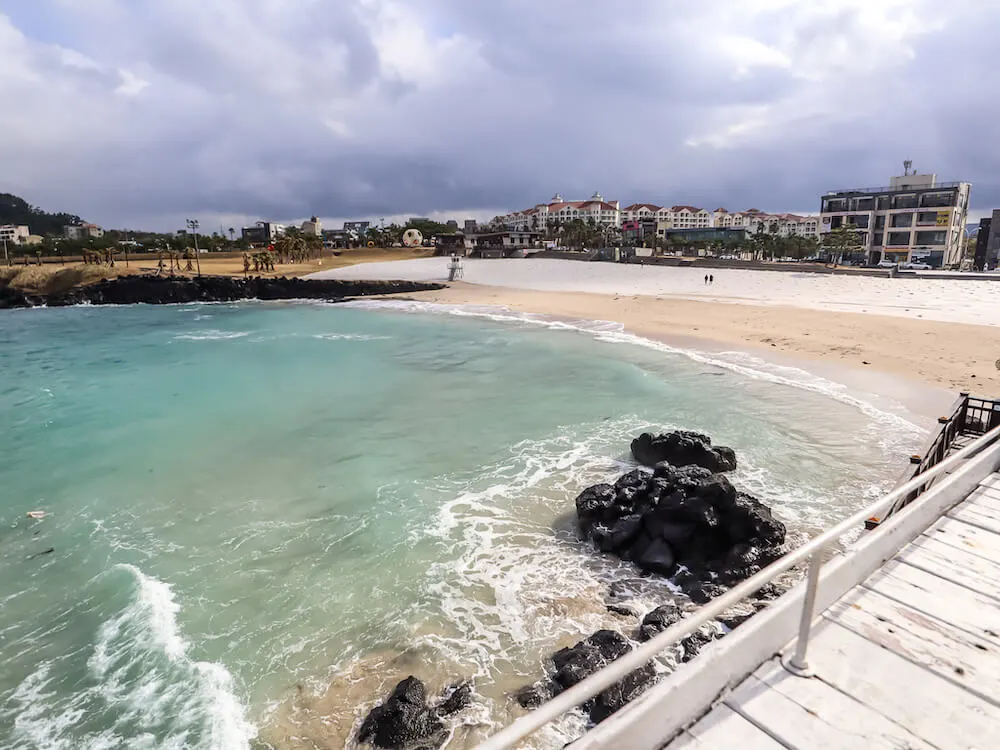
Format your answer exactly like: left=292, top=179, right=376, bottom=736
left=0, top=274, right=445, bottom=309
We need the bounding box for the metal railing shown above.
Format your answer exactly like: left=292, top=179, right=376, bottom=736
left=476, top=422, right=1000, bottom=750
left=871, top=394, right=1000, bottom=526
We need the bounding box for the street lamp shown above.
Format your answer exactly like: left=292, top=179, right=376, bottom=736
left=186, top=219, right=202, bottom=277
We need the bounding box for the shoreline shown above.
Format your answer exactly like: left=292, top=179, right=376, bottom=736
left=394, top=281, right=995, bottom=402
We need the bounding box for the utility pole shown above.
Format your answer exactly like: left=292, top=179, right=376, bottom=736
left=186, top=219, right=202, bottom=277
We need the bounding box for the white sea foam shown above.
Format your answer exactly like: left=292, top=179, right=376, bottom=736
left=173, top=329, right=252, bottom=341
left=5, top=565, right=255, bottom=750
left=311, top=333, right=391, bottom=342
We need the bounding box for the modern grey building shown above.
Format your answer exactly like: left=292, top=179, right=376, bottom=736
left=973, top=209, right=1000, bottom=270
left=819, top=173, right=971, bottom=267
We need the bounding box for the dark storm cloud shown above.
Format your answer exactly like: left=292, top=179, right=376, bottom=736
left=0, top=0, right=998, bottom=229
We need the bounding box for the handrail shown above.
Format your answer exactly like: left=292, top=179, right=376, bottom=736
left=476, top=423, right=1000, bottom=750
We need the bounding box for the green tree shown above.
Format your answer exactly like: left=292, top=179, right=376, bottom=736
left=822, top=225, right=863, bottom=264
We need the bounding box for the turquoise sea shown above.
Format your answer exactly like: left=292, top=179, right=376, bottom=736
left=0, top=300, right=924, bottom=749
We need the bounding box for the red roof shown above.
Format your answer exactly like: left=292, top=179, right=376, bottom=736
left=623, top=203, right=663, bottom=212
left=670, top=205, right=705, bottom=213
left=713, top=207, right=728, bottom=213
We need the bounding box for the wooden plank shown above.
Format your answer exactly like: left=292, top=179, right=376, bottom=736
left=922, top=516, right=1000, bottom=563
left=824, top=586, right=1000, bottom=707
left=726, top=662, right=934, bottom=750
left=976, top=472, right=1000, bottom=492
left=965, top=485, right=1000, bottom=512
left=861, top=559, right=1000, bottom=641
left=667, top=705, right=786, bottom=749
left=950, top=499, right=1000, bottom=534
left=899, top=534, right=1000, bottom=601
left=804, top=619, right=1000, bottom=749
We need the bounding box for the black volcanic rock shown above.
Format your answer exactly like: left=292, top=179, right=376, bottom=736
left=524, top=630, right=657, bottom=725
left=575, top=437, right=785, bottom=586
left=0, top=274, right=445, bottom=309
left=631, top=431, right=738, bottom=473
left=358, top=676, right=472, bottom=749
left=358, top=677, right=445, bottom=749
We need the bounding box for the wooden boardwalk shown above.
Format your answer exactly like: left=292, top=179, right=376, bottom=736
left=668, top=472, right=1000, bottom=750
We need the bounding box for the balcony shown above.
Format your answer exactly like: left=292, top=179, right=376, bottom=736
left=824, top=181, right=963, bottom=196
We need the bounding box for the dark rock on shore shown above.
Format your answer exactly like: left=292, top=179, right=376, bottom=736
left=357, top=676, right=472, bottom=750
left=576, top=445, right=785, bottom=590
left=0, top=274, right=445, bottom=309
left=631, top=431, right=737, bottom=473
left=514, top=630, right=657, bottom=725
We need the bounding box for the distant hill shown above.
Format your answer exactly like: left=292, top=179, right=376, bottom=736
left=0, top=193, right=83, bottom=236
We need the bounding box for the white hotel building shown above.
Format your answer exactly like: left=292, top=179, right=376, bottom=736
left=713, top=209, right=820, bottom=238
left=503, top=192, right=621, bottom=232
left=500, top=196, right=818, bottom=238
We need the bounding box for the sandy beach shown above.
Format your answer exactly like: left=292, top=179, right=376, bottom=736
left=312, top=258, right=1000, bottom=399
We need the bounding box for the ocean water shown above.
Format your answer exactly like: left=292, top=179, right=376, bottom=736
left=0, top=301, right=926, bottom=749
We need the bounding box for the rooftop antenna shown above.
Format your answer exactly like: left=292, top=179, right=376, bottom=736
left=903, top=159, right=913, bottom=176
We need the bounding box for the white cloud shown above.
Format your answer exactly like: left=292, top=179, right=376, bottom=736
left=0, top=0, right=998, bottom=230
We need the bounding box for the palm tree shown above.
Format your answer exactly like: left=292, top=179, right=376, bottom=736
left=228, top=227, right=236, bottom=242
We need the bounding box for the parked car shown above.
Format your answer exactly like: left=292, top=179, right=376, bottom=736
left=877, top=260, right=898, bottom=269
left=901, top=262, right=932, bottom=270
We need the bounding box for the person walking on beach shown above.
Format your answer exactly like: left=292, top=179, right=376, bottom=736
left=709, top=274, right=714, bottom=284
left=704, top=274, right=709, bottom=285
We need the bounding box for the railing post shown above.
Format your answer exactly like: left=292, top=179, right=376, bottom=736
left=783, top=550, right=824, bottom=677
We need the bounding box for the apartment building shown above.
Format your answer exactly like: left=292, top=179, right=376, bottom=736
left=504, top=192, right=621, bottom=232
left=619, top=204, right=712, bottom=228
left=819, top=173, right=971, bottom=267
left=713, top=209, right=819, bottom=237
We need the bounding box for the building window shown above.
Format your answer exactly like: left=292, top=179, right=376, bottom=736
left=872, top=233, right=884, bottom=247
left=853, top=197, right=875, bottom=211
left=876, top=196, right=890, bottom=211
left=891, top=195, right=918, bottom=210
left=920, top=192, right=955, bottom=208
left=874, top=215, right=886, bottom=229
left=887, top=231, right=911, bottom=247
left=914, top=231, right=947, bottom=245
left=916, top=212, right=939, bottom=225
left=823, top=198, right=848, bottom=212
left=850, top=216, right=870, bottom=229
left=890, top=213, right=913, bottom=227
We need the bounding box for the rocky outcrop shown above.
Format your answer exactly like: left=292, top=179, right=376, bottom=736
left=357, top=677, right=472, bottom=750
left=630, top=431, right=737, bottom=473
left=0, top=274, right=445, bottom=309
left=514, top=630, right=657, bottom=724
left=576, top=456, right=785, bottom=593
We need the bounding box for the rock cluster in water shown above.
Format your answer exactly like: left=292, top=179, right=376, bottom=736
left=630, top=430, right=737, bottom=473
left=0, top=274, right=445, bottom=309
left=576, top=431, right=786, bottom=588
left=514, top=629, right=656, bottom=724
left=357, top=677, right=472, bottom=750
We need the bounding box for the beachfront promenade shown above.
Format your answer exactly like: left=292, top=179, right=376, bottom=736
left=478, top=398, right=1000, bottom=750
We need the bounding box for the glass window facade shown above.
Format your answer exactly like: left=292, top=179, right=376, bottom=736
left=914, top=231, right=947, bottom=245
left=890, top=213, right=913, bottom=227
left=887, top=231, right=911, bottom=247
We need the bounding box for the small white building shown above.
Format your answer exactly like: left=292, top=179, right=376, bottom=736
left=64, top=223, right=104, bottom=240
left=0, top=225, right=30, bottom=245
left=300, top=217, right=322, bottom=236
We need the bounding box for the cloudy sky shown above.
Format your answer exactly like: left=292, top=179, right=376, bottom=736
left=2, top=0, right=999, bottom=232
